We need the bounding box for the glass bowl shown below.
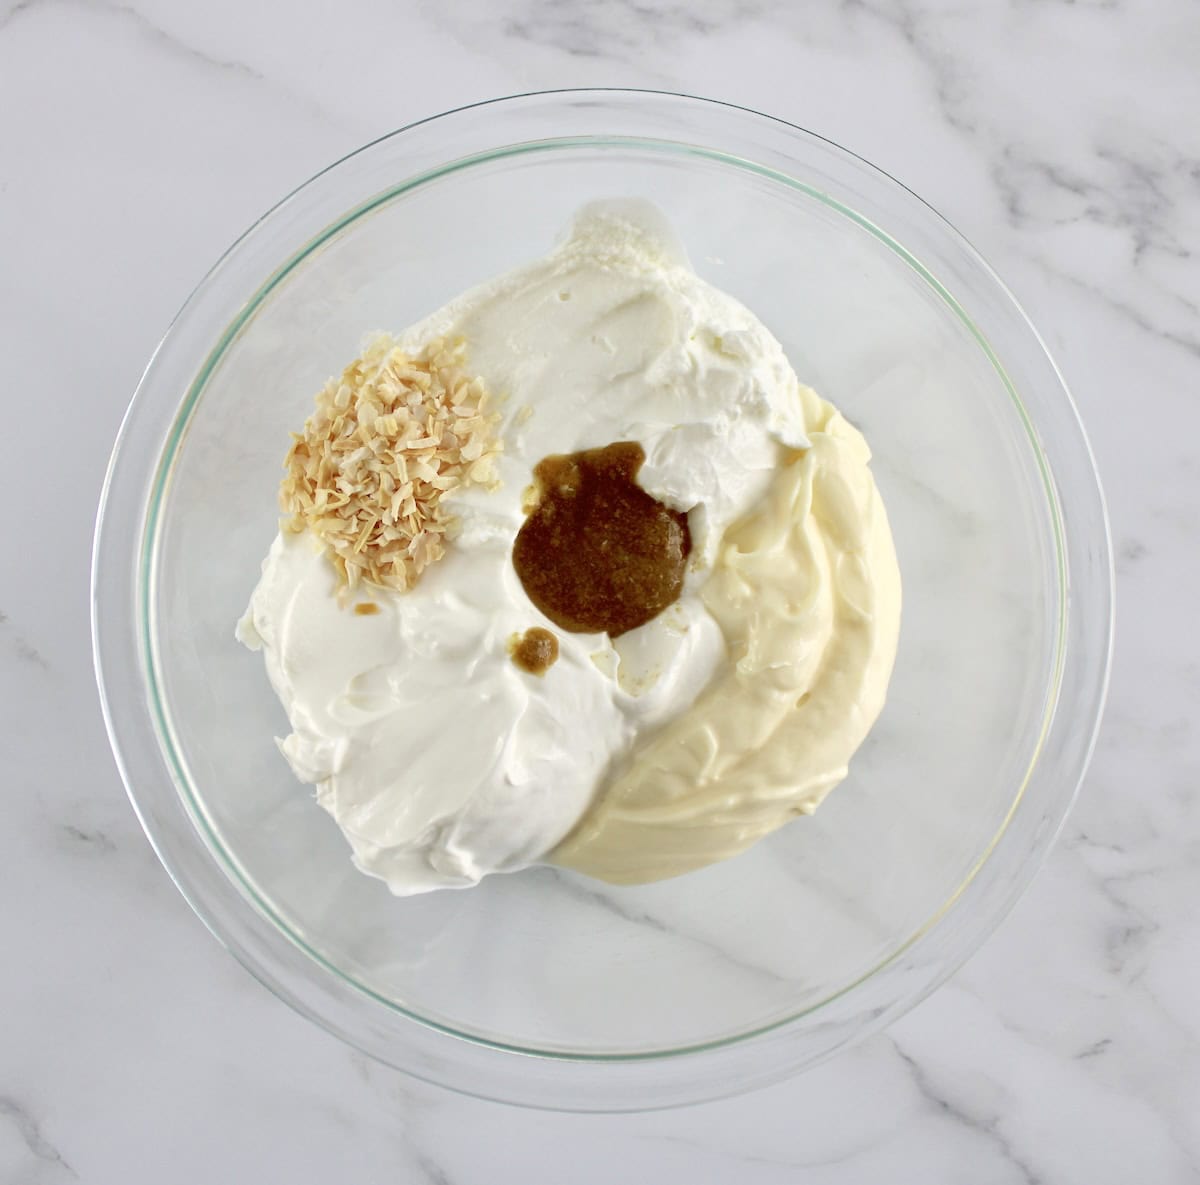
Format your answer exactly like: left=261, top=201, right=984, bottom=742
left=92, top=90, right=1112, bottom=1111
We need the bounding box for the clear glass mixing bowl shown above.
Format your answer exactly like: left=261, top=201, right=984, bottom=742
left=92, top=90, right=1112, bottom=1111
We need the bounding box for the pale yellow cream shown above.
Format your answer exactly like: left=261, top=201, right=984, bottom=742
left=551, top=384, right=901, bottom=885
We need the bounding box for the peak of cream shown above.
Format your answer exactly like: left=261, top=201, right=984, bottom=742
left=239, top=200, right=897, bottom=894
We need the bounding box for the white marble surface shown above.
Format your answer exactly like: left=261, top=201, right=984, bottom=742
left=2, top=0, right=1197, bottom=1180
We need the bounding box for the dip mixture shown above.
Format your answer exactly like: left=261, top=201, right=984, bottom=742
left=238, top=201, right=901, bottom=893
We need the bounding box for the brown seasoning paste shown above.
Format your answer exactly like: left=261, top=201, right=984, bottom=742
left=512, top=442, right=691, bottom=638
left=509, top=627, right=560, bottom=675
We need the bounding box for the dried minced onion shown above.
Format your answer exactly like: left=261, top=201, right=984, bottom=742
left=280, top=335, right=501, bottom=595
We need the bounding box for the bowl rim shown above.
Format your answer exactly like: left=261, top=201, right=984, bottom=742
left=92, top=87, right=1114, bottom=1110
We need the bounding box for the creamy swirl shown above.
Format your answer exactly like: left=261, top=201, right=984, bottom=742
left=551, top=390, right=901, bottom=883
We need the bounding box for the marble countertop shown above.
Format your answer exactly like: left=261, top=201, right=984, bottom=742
left=3, top=1, right=1198, bottom=1181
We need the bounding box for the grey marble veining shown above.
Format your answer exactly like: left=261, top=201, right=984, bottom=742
left=2, top=0, right=1198, bottom=1181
